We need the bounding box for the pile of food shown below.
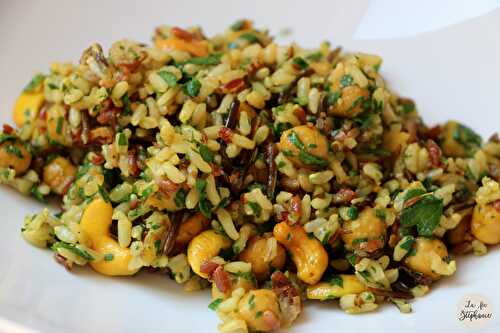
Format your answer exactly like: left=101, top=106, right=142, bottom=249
left=2, top=20, right=500, bottom=332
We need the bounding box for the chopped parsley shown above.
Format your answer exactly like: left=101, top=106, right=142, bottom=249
left=52, top=242, right=94, bottom=261
left=5, top=145, right=23, bottom=158
left=292, top=57, right=309, bottom=70
left=23, top=74, right=45, bottom=92
left=122, top=93, right=133, bottom=116
left=183, top=53, right=222, bottom=66
left=239, top=33, right=259, bottom=44
left=340, top=74, right=353, bottom=87
left=247, top=202, right=262, bottom=217
left=199, top=144, right=214, bottom=163
left=329, top=275, right=344, bottom=287
left=184, top=79, right=201, bottom=97
left=158, top=70, right=178, bottom=87
left=208, top=298, right=223, bottom=311
left=104, top=253, right=114, bottom=261
left=452, top=123, right=482, bottom=156
left=174, top=188, right=187, bottom=208
left=400, top=194, right=443, bottom=237
left=196, top=178, right=213, bottom=218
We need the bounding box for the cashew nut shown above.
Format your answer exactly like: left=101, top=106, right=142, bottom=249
left=80, top=198, right=138, bottom=276
left=306, top=275, right=366, bottom=300
left=273, top=221, right=328, bottom=284
left=13, top=91, right=44, bottom=127
left=187, top=229, right=231, bottom=278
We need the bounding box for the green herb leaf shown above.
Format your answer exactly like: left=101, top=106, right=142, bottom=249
left=52, top=242, right=94, bottom=261
left=230, top=20, right=245, bottom=31
left=5, top=145, right=23, bottom=158
left=340, top=74, right=353, bottom=87
left=23, top=74, right=45, bottom=92
left=184, top=79, right=201, bottom=97
left=208, top=298, right=223, bottom=311
left=56, top=117, right=63, bottom=134
left=288, top=131, right=305, bottom=150
left=292, top=57, right=309, bottom=70
left=98, top=185, right=111, bottom=203
left=104, top=253, right=114, bottom=261
left=298, top=150, right=328, bottom=168
left=399, top=236, right=415, bottom=251
left=184, top=53, right=222, bottom=66
left=326, top=91, right=341, bottom=106
left=158, top=70, right=178, bottom=87
left=199, top=144, right=214, bottom=163
left=248, top=294, right=256, bottom=309
left=31, top=185, right=45, bottom=202
left=329, top=275, right=344, bottom=287
left=174, top=188, right=187, bottom=208
left=122, top=93, right=132, bottom=116
left=117, top=132, right=128, bottom=146
left=453, top=123, right=482, bottom=156
left=347, top=206, right=359, bottom=220
left=0, top=133, right=17, bottom=144
left=400, top=195, right=443, bottom=237
left=247, top=202, right=262, bottom=217
left=239, top=33, right=259, bottom=44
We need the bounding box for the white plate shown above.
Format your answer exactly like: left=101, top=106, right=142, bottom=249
left=0, top=1, right=499, bottom=332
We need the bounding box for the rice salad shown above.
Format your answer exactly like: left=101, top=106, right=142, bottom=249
left=1, top=20, right=500, bottom=332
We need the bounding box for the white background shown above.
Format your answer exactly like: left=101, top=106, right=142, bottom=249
left=0, top=1, right=499, bottom=332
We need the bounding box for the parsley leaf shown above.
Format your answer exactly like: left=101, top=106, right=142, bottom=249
left=199, top=144, right=214, bottom=163
left=208, top=298, right=223, bottom=311
left=23, top=74, right=45, bottom=92
left=400, top=195, right=443, bottom=237
left=158, top=70, right=178, bottom=87
left=184, top=79, right=201, bottom=97
left=184, top=53, right=222, bottom=66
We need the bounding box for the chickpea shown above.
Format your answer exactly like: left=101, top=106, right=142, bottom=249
left=146, top=188, right=185, bottom=212
left=471, top=204, right=500, bottom=245
left=404, top=237, right=449, bottom=280
left=238, top=289, right=281, bottom=332
left=0, top=142, right=32, bottom=175
left=43, top=156, right=76, bottom=194
left=328, top=85, right=370, bottom=118
left=278, top=125, right=329, bottom=169
left=239, top=235, right=286, bottom=281
left=341, top=207, right=386, bottom=251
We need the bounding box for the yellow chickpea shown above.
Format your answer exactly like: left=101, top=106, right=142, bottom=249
left=471, top=204, right=500, bottom=245
left=239, top=235, right=286, bottom=281
left=404, top=237, right=448, bottom=280
left=238, top=289, right=281, bottom=332
left=278, top=125, right=329, bottom=169
left=341, top=207, right=386, bottom=252
left=328, top=85, right=370, bottom=118
left=0, top=142, right=32, bottom=175
left=43, top=156, right=77, bottom=194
